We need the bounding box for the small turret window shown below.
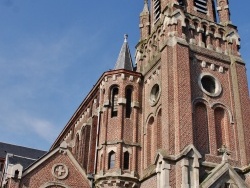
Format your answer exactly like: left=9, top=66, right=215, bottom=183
left=14, top=170, right=19, bottom=179
left=153, top=0, right=161, bottom=23
left=108, top=151, right=116, bottom=169
left=125, top=88, right=132, bottom=118
left=202, top=26, right=207, bottom=47
left=194, top=0, right=208, bottom=14
left=111, top=87, right=119, bottom=117
left=123, top=151, right=130, bottom=170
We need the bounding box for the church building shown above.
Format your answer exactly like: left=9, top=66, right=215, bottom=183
left=2, top=0, right=250, bottom=187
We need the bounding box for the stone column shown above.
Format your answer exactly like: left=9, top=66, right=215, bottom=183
left=181, top=159, right=189, bottom=188
left=161, top=161, right=171, bottom=188
left=193, top=156, right=200, bottom=188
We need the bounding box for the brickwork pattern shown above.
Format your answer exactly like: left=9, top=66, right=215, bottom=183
left=140, top=176, right=157, bottom=188
left=20, top=152, right=90, bottom=188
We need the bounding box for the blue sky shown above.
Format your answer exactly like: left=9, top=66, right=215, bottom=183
left=0, top=1, right=249, bottom=151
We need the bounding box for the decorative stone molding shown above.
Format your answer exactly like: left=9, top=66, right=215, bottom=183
left=198, top=73, right=222, bottom=97
left=123, top=146, right=132, bottom=154
left=51, top=163, right=69, bottom=180
left=118, top=98, right=126, bottom=105
left=150, top=84, right=161, bottom=106
left=156, top=157, right=171, bottom=188
left=107, top=146, right=117, bottom=153
left=131, top=101, right=140, bottom=108
left=219, top=66, right=224, bottom=73
left=200, top=162, right=248, bottom=188
left=7, top=163, right=23, bottom=179
left=210, top=63, right=215, bottom=70
left=201, top=61, right=207, bottom=68
left=40, top=182, right=70, bottom=188
left=154, top=145, right=202, bottom=188
left=103, top=100, right=110, bottom=107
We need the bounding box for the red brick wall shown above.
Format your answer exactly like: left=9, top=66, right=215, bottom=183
left=140, top=175, right=157, bottom=188
left=20, top=152, right=90, bottom=188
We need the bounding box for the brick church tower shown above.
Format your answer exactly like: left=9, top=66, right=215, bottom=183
left=3, top=0, right=250, bottom=188
left=136, top=0, right=250, bottom=187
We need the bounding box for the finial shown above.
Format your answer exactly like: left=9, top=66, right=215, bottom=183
left=218, top=145, right=231, bottom=163
left=142, top=0, right=149, bottom=12
left=124, top=34, right=128, bottom=43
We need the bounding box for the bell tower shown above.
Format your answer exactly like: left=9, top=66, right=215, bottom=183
left=136, top=0, right=250, bottom=187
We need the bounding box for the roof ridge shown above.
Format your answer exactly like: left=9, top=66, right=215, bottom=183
left=0, top=141, right=47, bottom=152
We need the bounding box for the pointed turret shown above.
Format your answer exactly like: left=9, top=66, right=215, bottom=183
left=142, top=0, right=149, bottom=13
left=114, top=34, right=134, bottom=71
left=139, top=0, right=150, bottom=39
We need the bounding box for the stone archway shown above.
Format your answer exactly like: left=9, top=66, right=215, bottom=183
left=40, top=182, right=70, bottom=188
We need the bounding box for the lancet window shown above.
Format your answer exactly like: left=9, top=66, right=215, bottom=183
left=111, top=87, right=119, bottom=117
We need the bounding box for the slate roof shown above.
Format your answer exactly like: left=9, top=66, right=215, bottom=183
left=8, top=155, right=37, bottom=169
left=0, top=142, right=47, bottom=161
left=114, top=34, right=134, bottom=71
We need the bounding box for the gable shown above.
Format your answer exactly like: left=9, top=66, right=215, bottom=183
left=20, top=146, right=91, bottom=188
left=200, top=162, right=248, bottom=188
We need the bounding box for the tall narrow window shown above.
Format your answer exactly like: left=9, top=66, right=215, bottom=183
left=202, top=26, right=207, bottom=47
left=123, top=151, right=130, bottom=170
left=0, top=163, right=3, bottom=172
left=75, top=134, right=80, bottom=161
left=111, top=87, right=119, bottom=117
left=125, top=88, right=132, bottom=118
left=108, top=151, right=116, bottom=169
left=153, top=0, right=161, bottom=23
left=100, top=154, right=103, bottom=170
left=193, top=102, right=210, bottom=155
left=14, top=170, right=19, bottom=179
left=194, top=0, right=208, bottom=14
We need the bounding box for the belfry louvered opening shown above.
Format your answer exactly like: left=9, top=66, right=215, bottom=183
left=194, top=0, right=208, bottom=14
left=153, top=0, right=161, bottom=23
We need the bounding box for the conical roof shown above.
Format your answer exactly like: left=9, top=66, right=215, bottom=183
left=141, top=0, right=149, bottom=14
left=114, top=34, right=133, bottom=71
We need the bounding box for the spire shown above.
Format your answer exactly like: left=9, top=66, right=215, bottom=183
left=114, top=34, right=134, bottom=71
left=140, top=0, right=149, bottom=16
left=142, top=0, right=149, bottom=13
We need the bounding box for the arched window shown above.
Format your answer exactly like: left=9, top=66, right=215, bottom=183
left=14, top=170, right=19, bottom=179
left=123, top=151, right=130, bottom=170
left=214, top=107, right=233, bottom=154
left=111, top=87, right=119, bottom=117
left=125, top=88, right=132, bottom=118
left=202, top=26, right=207, bottom=47
left=108, top=151, right=116, bottom=169
left=193, top=102, right=210, bottom=155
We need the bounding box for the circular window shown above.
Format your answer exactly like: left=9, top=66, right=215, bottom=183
left=150, top=84, right=160, bottom=106
left=198, top=73, right=222, bottom=97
